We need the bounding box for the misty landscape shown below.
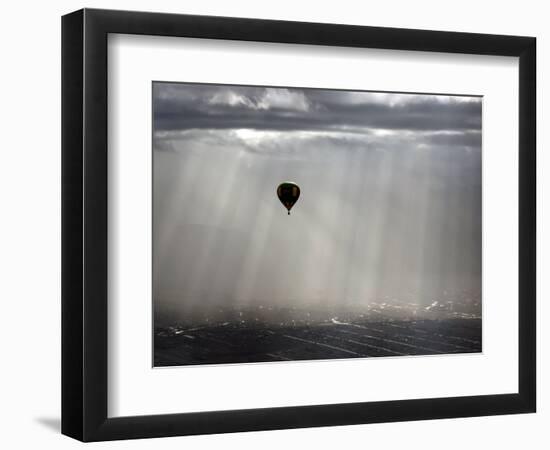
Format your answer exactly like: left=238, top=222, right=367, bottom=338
left=153, top=82, right=482, bottom=366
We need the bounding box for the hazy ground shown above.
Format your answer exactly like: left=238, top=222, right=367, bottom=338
left=154, top=300, right=481, bottom=366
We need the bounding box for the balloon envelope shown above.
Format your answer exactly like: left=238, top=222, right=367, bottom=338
left=277, top=182, right=300, bottom=215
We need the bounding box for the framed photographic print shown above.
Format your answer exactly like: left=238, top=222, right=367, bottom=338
left=62, top=8, right=536, bottom=442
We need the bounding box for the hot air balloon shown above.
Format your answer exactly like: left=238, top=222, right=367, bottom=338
left=277, top=182, right=300, bottom=215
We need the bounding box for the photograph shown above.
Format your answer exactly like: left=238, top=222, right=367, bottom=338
left=152, top=82, right=483, bottom=367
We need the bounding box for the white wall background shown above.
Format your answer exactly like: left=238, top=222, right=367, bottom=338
left=0, top=0, right=546, bottom=448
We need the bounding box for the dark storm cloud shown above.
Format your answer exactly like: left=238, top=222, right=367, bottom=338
left=153, top=83, right=482, bottom=134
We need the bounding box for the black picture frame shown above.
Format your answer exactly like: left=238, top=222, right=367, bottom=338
left=61, top=8, right=536, bottom=442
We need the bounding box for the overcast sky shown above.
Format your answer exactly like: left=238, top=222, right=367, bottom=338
left=153, top=82, right=482, bottom=315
